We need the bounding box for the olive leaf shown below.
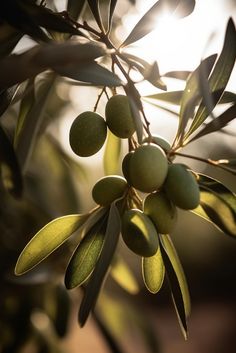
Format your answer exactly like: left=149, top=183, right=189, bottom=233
left=87, top=0, right=104, bottom=31
left=185, top=18, right=236, bottom=140
left=174, top=54, right=217, bottom=146
left=121, top=0, right=194, bottom=48
left=103, top=130, right=121, bottom=175
left=110, top=255, right=139, bottom=294
left=15, top=213, right=91, bottom=275
left=0, top=22, right=22, bottom=59
left=159, top=234, right=190, bottom=339
left=67, top=0, right=86, bottom=20
left=193, top=173, right=236, bottom=237
left=64, top=214, right=108, bottom=289
left=79, top=201, right=121, bottom=327
left=107, top=0, right=117, bottom=33
left=163, top=70, right=191, bottom=80
left=0, top=124, right=23, bottom=197
left=0, top=85, right=19, bottom=117
left=142, top=246, right=165, bottom=294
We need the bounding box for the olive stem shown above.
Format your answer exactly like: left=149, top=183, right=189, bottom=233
left=93, top=87, right=107, bottom=112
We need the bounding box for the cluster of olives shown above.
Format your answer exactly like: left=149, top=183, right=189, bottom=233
left=69, top=94, right=135, bottom=157
left=69, top=93, right=200, bottom=258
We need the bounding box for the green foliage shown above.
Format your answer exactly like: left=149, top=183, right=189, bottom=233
left=0, top=0, right=235, bottom=351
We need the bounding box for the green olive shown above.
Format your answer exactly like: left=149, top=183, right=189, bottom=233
left=143, top=135, right=171, bottom=153
left=121, top=209, right=159, bottom=257
left=129, top=144, right=168, bottom=193
left=144, top=191, right=177, bottom=234
left=69, top=111, right=107, bottom=157
left=92, top=175, right=127, bottom=206
left=122, top=151, right=134, bottom=185
left=164, top=164, right=200, bottom=210
left=105, top=95, right=135, bottom=138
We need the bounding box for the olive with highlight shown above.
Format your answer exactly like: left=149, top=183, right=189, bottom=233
left=92, top=175, right=127, bottom=206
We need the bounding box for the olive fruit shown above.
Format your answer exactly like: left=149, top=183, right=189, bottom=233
left=69, top=111, right=107, bottom=157
left=105, top=95, right=135, bottom=138
left=121, top=209, right=159, bottom=257
left=144, top=191, right=177, bottom=234
left=92, top=175, right=127, bottom=206
left=122, top=151, right=134, bottom=185
left=143, top=135, right=171, bottom=153
left=164, top=164, right=200, bottom=210
left=128, top=144, right=168, bottom=193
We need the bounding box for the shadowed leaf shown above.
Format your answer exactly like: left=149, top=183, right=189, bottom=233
left=0, top=22, right=22, bottom=59
left=67, top=0, right=86, bottom=20
left=0, top=86, right=18, bottom=117
left=0, top=124, right=23, bottom=197
left=159, top=234, right=190, bottom=339
left=15, top=213, right=90, bottom=275
left=79, top=202, right=121, bottom=327
left=87, top=0, right=104, bottom=30
left=108, top=0, right=117, bottom=33
left=142, top=246, right=165, bottom=294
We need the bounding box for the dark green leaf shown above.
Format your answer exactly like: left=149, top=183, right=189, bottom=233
left=64, top=214, right=107, bottom=289
left=16, top=74, right=56, bottom=171
left=87, top=0, right=104, bottom=30
left=15, top=213, right=90, bottom=275
left=189, top=103, right=236, bottom=142
left=185, top=18, right=236, bottom=139
left=67, top=0, right=86, bottom=20
left=0, top=22, right=22, bottom=59
left=0, top=42, right=107, bottom=90
left=0, top=124, right=23, bottom=197
left=0, top=85, right=18, bottom=117
left=103, top=130, right=121, bottom=175
left=142, top=246, right=165, bottom=294
left=56, top=62, right=122, bottom=87
left=108, top=0, right=117, bottom=33
left=79, top=202, right=121, bottom=327
left=174, top=54, right=217, bottom=146
left=159, top=234, right=190, bottom=339
left=195, top=173, right=236, bottom=237
left=121, top=0, right=181, bottom=47
left=14, top=78, right=35, bottom=146
left=219, top=91, right=236, bottom=104
left=110, top=255, right=139, bottom=294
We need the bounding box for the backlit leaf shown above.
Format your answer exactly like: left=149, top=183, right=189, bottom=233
left=15, top=213, right=90, bottom=275
left=79, top=202, right=121, bottom=327
left=103, top=130, right=121, bottom=175
left=159, top=234, right=190, bottom=339
left=87, top=0, right=104, bottom=30
left=142, top=246, right=165, bottom=294
left=0, top=124, right=23, bottom=197
left=110, top=255, right=139, bottom=294
left=185, top=18, right=236, bottom=139
left=108, top=0, right=117, bottom=33
left=122, top=0, right=195, bottom=47
left=64, top=214, right=107, bottom=289
left=195, top=173, right=236, bottom=237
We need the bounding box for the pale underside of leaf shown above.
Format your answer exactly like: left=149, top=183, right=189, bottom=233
left=142, top=246, right=165, bottom=294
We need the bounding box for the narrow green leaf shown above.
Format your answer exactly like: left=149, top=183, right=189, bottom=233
left=56, top=62, right=122, bottom=87
left=110, top=255, right=139, bottom=294
left=142, top=246, right=165, bottom=294
left=15, top=213, right=90, bottom=275
left=64, top=214, right=107, bottom=289
left=0, top=85, right=18, bottom=117
left=189, top=103, right=236, bottom=142
left=144, top=91, right=183, bottom=105
left=16, top=74, right=56, bottom=171
left=174, top=0, right=195, bottom=18
left=87, top=0, right=104, bottom=30
left=163, top=70, right=190, bottom=80
left=103, top=130, right=121, bottom=175
left=14, top=78, right=35, bottom=146
left=195, top=173, right=236, bottom=237
left=159, top=234, right=190, bottom=339
left=175, top=54, right=217, bottom=145
left=121, top=0, right=180, bottom=47
left=79, top=202, right=121, bottom=327
left=67, top=0, right=86, bottom=20
left=0, top=124, right=23, bottom=197
left=108, top=0, right=117, bottom=33
left=185, top=18, right=236, bottom=139
left=0, top=22, right=22, bottom=59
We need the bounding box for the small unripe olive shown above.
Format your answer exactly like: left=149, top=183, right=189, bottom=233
left=69, top=111, right=107, bottom=157
left=122, top=151, right=134, bottom=185
left=105, top=95, right=135, bottom=138
left=121, top=209, right=159, bottom=257
left=164, top=164, right=200, bottom=210
left=143, top=135, right=171, bottom=153
left=92, top=175, right=127, bottom=206
left=144, top=191, right=177, bottom=234
left=129, top=144, right=168, bottom=193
